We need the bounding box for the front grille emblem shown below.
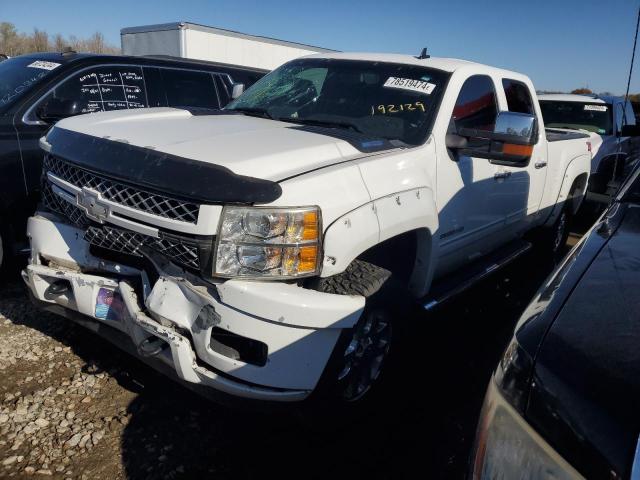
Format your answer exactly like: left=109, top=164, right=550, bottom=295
left=76, top=187, right=109, bottom=224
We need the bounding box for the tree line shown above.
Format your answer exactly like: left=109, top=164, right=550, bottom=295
left=569, top=88, right=640, bottom=101
left=0, top=22, right=119, bottom=56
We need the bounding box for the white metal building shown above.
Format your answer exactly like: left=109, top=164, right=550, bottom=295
left=120, top=22, right=335, bottom=71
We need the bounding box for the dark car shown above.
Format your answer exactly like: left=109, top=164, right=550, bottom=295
left=0, top=51, right=266, bottom=271
left=470, top=166, right=640, bottom=479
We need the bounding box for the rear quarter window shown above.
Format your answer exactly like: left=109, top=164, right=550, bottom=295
left=502, top=79, right=534, bottom=115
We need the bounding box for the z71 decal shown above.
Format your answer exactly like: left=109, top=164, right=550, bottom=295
left=383, top=77, right=436, bottom=94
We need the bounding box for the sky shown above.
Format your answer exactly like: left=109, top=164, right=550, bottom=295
left=1, top=0, right=639, bottom=94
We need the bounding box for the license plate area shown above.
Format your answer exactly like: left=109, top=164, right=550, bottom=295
left=95, top=287, right=125, bottom=321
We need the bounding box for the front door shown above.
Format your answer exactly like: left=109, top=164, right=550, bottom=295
left=436, top=75, right=505, bottom=274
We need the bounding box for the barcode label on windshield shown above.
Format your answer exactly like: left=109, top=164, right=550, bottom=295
left=384, top=77, right=436, bottom=94
left=27, top=61, right=61, bottom=71
left=584, top=105, right=607, bottom=112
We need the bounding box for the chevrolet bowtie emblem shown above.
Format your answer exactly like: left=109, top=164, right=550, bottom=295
left=76, top=187, right=109, bottom=223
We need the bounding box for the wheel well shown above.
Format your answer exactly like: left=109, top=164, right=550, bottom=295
left=357, top=229, right=429, bottom=292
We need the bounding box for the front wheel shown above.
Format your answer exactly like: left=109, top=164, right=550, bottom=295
left=315, top=260, right=407, bottom=404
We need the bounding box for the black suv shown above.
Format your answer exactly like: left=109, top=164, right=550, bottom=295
left=471, top=165, right=640, bottom=479
left=0, top=51, right=266, bottom=270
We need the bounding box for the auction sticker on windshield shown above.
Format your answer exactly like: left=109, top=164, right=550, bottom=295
left=584, top=105, right=608, bottom=112
left=384, top=77, right=436, bottom=94
left=27, top=60, right=61, bottom=71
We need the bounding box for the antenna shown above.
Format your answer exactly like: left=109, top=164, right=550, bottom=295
left=416, top=47, right=430, bottom=60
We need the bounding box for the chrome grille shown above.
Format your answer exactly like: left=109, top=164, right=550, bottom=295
left=44, top=155, right=201, bottom=224
left=84, top=226, right=201, bottom=270
left=43, top=182, right=202, bottom=270
left=42, top=181, right=90, bottom=228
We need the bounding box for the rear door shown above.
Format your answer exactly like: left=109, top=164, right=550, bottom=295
left=497, top=79, right=547, bottom=232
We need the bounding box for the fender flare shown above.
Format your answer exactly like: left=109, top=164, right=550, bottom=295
left=544, top=154, right=590, bottom=226
left=321, top=186, right=439, bottom=298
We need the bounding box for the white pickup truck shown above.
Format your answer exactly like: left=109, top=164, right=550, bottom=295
left=24, top=52, right=591, bottom=405
left=539, top=93, right=637, bottom=196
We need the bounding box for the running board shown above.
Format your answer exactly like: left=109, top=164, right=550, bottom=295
left=422, top=239, right=532, bottom=311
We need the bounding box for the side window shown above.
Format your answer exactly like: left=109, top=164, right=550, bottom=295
left=502, top=79, right=534, bottom=115
left=142, top=67, right=167, bottom=108
left=160, top=69, right=220, bottom=109
left=40, top=65, right=148, bottom=116
left=452, top=75, right=498, bottom=131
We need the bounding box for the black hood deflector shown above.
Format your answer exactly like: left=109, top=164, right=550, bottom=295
left=46, top=127, right=282, bottom=204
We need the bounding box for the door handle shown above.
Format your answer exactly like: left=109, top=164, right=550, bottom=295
left=494, top=171, right=511, bottom=180
left=534, top=161, right=547, bottom=169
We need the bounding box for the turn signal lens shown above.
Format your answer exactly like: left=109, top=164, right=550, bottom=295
left=503, top=143, right=533, bottom=157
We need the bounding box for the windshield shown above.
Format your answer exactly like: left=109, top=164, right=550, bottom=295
left=539, top=100, right=613, bottom=135
left=226, top=59, right=450, bottom=146
left=0, top=57, right=62, bottom=109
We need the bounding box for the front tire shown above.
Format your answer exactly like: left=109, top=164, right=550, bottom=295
left=315, top=260, right=406, bottom=403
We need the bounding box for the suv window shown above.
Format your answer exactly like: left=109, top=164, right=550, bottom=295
left=502, top=79, right=534, bottom=115
left=160, top=69, right=219, bottom=109
left=452, top=75, right=498, bottom=131
left=41, top=65, right=148, bottom=115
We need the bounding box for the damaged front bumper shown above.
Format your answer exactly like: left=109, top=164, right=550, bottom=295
left=24, top=213, right=365, bottom=402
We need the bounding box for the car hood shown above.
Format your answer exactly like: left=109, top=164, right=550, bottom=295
left=52, top=107, right=385, bottom=182
left=527, top=202, right=640, bottom=479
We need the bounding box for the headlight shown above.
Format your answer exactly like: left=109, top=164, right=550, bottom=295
left=214, top=206, right=321, bottom=279
left=471, top=380, right=583, bottom=480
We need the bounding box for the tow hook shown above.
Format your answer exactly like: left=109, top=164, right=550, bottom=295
left=44, top=280, right=71, bottom=300
left=137, top=336, right=169, bottom=357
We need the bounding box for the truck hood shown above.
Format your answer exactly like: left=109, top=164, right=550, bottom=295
left=52, top=107, right=384, bottom=182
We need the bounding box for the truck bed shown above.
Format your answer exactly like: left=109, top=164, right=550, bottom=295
left=546, top=128, right=590, bottom=142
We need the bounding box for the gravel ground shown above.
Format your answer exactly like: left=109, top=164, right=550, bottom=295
left=0, top=230, right=586, bottom=479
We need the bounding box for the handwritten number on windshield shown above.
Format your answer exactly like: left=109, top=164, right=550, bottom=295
left=371, top=101, right=425, bottom=115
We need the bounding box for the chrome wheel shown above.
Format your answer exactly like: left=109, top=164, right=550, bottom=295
left=553, top=211, right=568, bottom=253
left=339, top=309, right=392, bottom=402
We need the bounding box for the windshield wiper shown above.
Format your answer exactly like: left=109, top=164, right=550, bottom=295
left=228, top=107, right=273, bottom=119
left=280, top=117, right=365, bottom=134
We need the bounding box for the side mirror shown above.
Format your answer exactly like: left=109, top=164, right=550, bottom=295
left=36, top=98, right=81, bottom=123
left=231, top=83, right=245, bottom=99
left=620, top=124, right=640, bottom=137
left=453, top=111, right=538, bottom=165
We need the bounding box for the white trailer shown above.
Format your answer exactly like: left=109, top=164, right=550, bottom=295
left=120, top=22, right=334, bottom=71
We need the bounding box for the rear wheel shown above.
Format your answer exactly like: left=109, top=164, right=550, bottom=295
left=537, top=206, right=570, bottom=260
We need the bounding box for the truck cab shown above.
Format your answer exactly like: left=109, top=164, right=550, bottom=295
left=24, top=53, right=591, bottom=405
